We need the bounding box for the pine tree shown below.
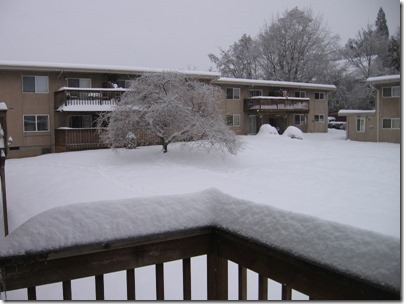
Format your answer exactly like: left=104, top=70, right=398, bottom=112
left=375, top=7, right=389, bottom=39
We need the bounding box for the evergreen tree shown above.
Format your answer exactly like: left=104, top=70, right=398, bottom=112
left=375, top=7, right=389, bottom=39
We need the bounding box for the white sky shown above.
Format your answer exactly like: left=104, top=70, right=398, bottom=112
left=0, top=0, right=401, bottom=71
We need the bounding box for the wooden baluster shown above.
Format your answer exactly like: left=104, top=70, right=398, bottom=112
left=258, top=274, right=268, bottom=300
left=95, top=274, right=104, bottom=300
left=182, top=258, right=191, bottom=300
left=156, top=263, right=164, bottom=300
left=207, top=237, right=228, bottom=300
left=27, top=286, right=36, bottom=300
left=62, top=280, right=72, bottom=300
left=282, top=283, right=292, bottom=300
left=126, top=269, right=136, bottom=300
left=238, top=265, right=247, bottom=300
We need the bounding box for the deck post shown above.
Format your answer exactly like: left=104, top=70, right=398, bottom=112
left=207, top=235, right=228, bottom=300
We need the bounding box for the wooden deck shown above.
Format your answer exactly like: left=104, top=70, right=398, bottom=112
left=0, top=228, right=399, bottom=300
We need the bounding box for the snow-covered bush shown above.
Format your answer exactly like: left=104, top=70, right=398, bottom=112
left=257, top=124, right=279, bottom=136
left=283, top=126, right=304, bottom=140
left=98, top=72, right=243, bottom=154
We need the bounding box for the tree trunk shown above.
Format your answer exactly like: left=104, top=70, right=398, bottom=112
left=162, top=142, right=168, bottom=153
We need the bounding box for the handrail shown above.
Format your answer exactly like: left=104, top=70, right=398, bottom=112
left=0, top=190, right=400, bottom=300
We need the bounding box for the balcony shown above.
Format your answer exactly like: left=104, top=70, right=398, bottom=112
left=0, top=190, right=399, bottom=300
left=55, top=128, right=161, bottom=152
left=244, top=97, right=309, bottom=113
left=54, top=87, right=128, bottom=112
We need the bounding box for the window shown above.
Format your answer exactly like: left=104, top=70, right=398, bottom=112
left=294, top=91, right=306, bottom=98
left=356, top=118, right=365, bottom=132
left=225, top=114, right=240, bottom=127
left=69, top=115, right=93, bottom=128
left=23, top=115, right=49, bottom=132
left=116, top=80, right=133, bottom=88
left=249, top=89, right=263, bottom=97
left=314, top=92, right=325, bottom=100
left=226, top=88, right=240, bottom=100
left=382, top=118, right=400, bottom=129
left=294, top=114, right=305, bottom=125
left=382, top=86, right=400, bottom=98
left=67, top=78, right=91, bottom=88
left=22, top=76, right=49, bottom=93
left=314, top=114, right=324, bottom=122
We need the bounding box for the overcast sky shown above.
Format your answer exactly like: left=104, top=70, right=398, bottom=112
left=0, top=0, right=401, bottom=71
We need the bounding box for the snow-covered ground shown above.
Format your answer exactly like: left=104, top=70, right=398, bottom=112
left=1, top=129, right=400, bottom=300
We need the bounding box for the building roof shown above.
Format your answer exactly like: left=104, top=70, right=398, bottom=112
left=214, top=77, right=336, bottom=91
left=338, top=109, right=376, bottom=116
left=366, top=75, right=400, bottom=85
left=0, top=61, right=221, bottom=80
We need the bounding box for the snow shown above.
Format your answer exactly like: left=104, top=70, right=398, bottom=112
left=251, top=96, right=309, bottom=101
left=0, top=130, right=400, bottom=299
left=338, top=109, right=376, bottom=116
left=256, top=124, right=279, bottom=136
left=282, top=126, right=303, bottom=139
left=215, top=77, right=336, bottom=90
left=0, top=189, right=400, bottom=291
left=0, top=60, right=221, bottom=79
left=366, top=74, right=400, bottom=84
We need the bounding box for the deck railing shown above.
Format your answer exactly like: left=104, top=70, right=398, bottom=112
left=0, top=228, right=399, bottom=300
left=55, top=128, right=161, bottom=152
left=54, top=87, right=128, bottom=110
left=0, top=191, right=400, bottom=300
left=245, top=98, right=309, bottom=113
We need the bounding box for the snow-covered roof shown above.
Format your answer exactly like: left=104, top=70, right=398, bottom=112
left=366, top=75, right=400, bottom=85
left=214, top=77, right=336, bottom=91
left=0, top=189, right=399, bottom=291
left=0, top=60, right=221, bottom=80
left=338, top=109, right=376, bottom=116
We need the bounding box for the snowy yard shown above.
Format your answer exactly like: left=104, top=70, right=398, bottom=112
left=1, top=129, right=400, bottom=300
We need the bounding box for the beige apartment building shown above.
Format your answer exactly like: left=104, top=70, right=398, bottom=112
left=0, top=61, right=336, bottom=158
left=338, top=75, right=400, bottom=144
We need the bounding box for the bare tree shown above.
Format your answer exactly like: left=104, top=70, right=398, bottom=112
left=209, top=34, right=261, bottom=79
left=258, top=7, right=339, bottom=82
left=98, top=72, right=243, bottom=154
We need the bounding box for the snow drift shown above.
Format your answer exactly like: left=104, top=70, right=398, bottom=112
left=0, top=189, right=399, bottom=291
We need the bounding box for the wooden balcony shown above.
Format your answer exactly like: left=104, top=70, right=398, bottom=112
left=54, top=87, right=128, bottom=111
left=245, top=97, right=309, bottom=113
left=55, top=128, right=161, bottom=152
left=0, top=191, right=399, bottom=300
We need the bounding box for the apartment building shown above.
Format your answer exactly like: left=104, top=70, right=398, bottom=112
left=338, top=75, right=400, bottom=143
left=0, top=61, right=336, bottom=158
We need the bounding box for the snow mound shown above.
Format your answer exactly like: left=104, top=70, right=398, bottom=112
left=257, top=124, right=279, bottom=136
left=0, top=189, right=400, bottom=291
left=283, top=126, right=303, bottom=140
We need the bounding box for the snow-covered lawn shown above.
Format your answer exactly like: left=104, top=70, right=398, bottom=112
left=1, top=129, right=400, bottom=300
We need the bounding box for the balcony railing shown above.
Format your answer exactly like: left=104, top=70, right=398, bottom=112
left=55, top=128, right=161, bottom=152
left=55, top=87, right=128, bottom=111
left=0, top=190, right=399, bottom=300
left=245, top=97, right=309, bottom=113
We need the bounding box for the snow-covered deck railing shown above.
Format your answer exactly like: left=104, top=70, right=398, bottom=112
left=54, top=87, right=127, bottom=112
left=244, top=98, right=309, bottom=112
left=0, top=190, right=400, bottom=300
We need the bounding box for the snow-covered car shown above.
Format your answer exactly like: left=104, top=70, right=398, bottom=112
left=328, top=121, right=346, bottom=130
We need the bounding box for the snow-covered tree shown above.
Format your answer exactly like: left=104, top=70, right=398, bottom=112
left=208, top=34, right=261, bottom=79
left=98, top=72, right=243, bottom=154
left=258, top=7, right=339, bottom=82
